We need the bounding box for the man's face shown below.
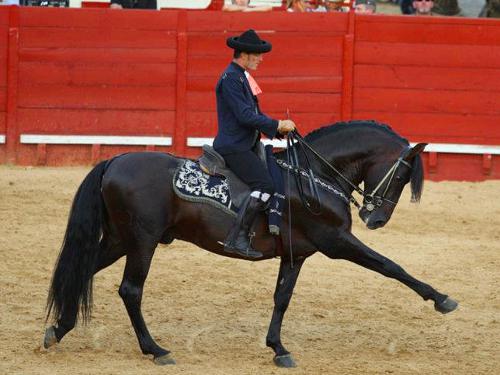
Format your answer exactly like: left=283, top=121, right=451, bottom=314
left=413, top=0, right=433, bottom=14
left=232, top=0, right=249, bottom=6
left=354, top=3, right=376, bottom=13
left=242, top=52, right=263, bottom=71
left=324, top=0, right=343, bottom=11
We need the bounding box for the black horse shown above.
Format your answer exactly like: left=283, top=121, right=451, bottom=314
left=44, top=121, right=457, bottom=368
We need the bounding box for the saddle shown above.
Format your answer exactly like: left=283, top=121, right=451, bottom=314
left=173, top=143, right=285, bottom=237
left=198, top=143, right=267, bottom=209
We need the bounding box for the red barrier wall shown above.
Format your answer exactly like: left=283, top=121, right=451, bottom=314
left=183, top=11, right=349, bottom=155
left=0, top=9, right=8, bottom=163
left=1, top=7, right=499, bottom=181
left=351, top=15, right=500, bottom=180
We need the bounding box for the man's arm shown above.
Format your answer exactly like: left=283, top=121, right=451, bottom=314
left=221, top=74, right=295, bottom=137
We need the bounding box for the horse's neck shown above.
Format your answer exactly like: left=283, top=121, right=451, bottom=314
left=304, top=138, right=376, bottom=190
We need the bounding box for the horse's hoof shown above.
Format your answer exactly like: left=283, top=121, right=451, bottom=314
left=43, top=326, right=57, bottom=349
left=273, top=353, right=297, bottom=368
left=434, top=297, right=458, bottom=314
left=153, top=353, right=176, bottom=365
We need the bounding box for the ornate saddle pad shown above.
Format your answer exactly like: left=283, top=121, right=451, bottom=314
left=173, top=145, right=286, bottom=235
left=173, top=160, right=243, bottom=216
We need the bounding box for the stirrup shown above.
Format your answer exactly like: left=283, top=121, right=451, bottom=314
left=223, top=232, right=263, bottom=258
left=223, top=243, right=263, bottom=259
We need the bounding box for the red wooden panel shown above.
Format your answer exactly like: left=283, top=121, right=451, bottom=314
left=19, top=47, right=176, bottom=64
left=188, top=56, right=342, bottom=77
left=99, top=145, right=171, bottom=160
left=17, top=108, right=175, bottom=135
left=351, top=112, right=498, bottom=144
left=19, top=62, right=176, bottom=86
left=19, top=7, right=178, bottom=30
left=47, top=145, right=95, bottom=166
left=185, top=111, right=339, bottom=136
left=355, top=42, right=500, bottom=69
left=188, top=34, right=344, bottom=58
left=260, top=111, right=341, bottom=133
left=187, top=92, right=341, bottom=113
left=356, top=16, right=500, bottom=45
left=0, top=89, right=5, bottom=111
left=187, top=76, right=342, bottom=93
left=423, top=153, right=500, bottom=182
left=0, top=147, right=6, bottom=164
left=0, top=26, right=7, bottom=43
left=0, top=65, right=5, bottom=90
left=81, top=1, right=110, bottom=8
left=2, top=19, right=12, bottom=155
left=19, top=28, right=177, bottom=49
left=355, top=65, right=500, bottom=92
left=185, top=111, right=217, bottom=136
left=187, top=11, right=349, bottom=33
left=354, top=88, right=500, bottom=116
left=18, top=86, right=176, bottom=110
left=16, top=144, right=173, bottom=166
left=0, top=27, right=7, bottom=86
left=0, top=8, right=8, bottom=26
left=0, top=112, right=5, bottom=132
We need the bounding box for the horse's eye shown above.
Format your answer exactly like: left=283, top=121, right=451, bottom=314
left=395, top=175, right=403, bottom=182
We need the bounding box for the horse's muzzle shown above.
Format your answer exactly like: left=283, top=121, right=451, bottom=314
left=366, top=219, right=387, bottom=230
left=359, top=208, right=388, bottom=230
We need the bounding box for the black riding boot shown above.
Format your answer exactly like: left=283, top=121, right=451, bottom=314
left=224, top=195, right=266, bottom=258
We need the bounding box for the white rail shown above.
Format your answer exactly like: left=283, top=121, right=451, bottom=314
left=20, top=134, right=172, bottom=146
left=186, top=137, right=500, bottom=155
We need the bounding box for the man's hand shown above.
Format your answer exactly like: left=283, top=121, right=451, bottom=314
left=278, top=119, right=296, bottom=135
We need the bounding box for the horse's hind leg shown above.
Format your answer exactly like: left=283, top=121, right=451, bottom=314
left=45, top=235, right=125, bottom=348
left=118, top=237, right=175, bottom=365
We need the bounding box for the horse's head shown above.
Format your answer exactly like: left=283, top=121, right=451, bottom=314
left=358, top=142, right=427, bottom=229
left=292, top=121, right=427, bottom=229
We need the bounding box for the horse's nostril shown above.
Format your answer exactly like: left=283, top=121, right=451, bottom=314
left=367, top=219, right=386, bottom=230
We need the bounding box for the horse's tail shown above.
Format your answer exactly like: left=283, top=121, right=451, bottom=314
left=46, top=160, right=108, bottom=325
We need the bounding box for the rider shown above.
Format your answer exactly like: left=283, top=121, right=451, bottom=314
left=213, top=29, right=296, bottom=258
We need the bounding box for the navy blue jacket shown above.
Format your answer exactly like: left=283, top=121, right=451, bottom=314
left=213, top=62, right=279, bottom=155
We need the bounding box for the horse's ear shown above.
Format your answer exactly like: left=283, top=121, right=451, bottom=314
left=404, top=143, right=428, bottom=161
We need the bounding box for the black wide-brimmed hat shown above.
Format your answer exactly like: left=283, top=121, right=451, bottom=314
left=226, top=29, right=272, bottom=54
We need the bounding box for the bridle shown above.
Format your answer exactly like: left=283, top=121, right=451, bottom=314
left=285, top=130, right=412, bottom=214
left=362, top=153, right=412, bottom=212
left=283, top=129, right=413, bottom=268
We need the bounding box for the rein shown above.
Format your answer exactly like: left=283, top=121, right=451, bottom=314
left=282, top=129, right=412, bottom=267
left=286, top=130, right=412, bottom=213
left=286, top=131, right=322, bottom=215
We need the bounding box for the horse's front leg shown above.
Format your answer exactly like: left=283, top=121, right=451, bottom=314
left=326, top=233, right=458, bottom=314
left=266, top=256, right=306, bottom=368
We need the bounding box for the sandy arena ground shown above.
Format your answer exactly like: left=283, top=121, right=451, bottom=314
left=0, top=165, right=499, bottom=375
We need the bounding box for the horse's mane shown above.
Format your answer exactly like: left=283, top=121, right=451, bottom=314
left=410, top=155, right=424, bottom=203
left=304, top=120, right=409, bottom=145
left=301, top=120, right=424, bottom=202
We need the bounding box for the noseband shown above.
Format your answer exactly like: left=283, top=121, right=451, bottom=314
left=287, top=131, right=412, bottom=213
left=363, top=155, right=412, bottom=212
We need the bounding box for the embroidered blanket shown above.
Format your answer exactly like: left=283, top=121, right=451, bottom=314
left=173, top=160, right=237, bottom=216
left=173, top=156, right=286, bottom=235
